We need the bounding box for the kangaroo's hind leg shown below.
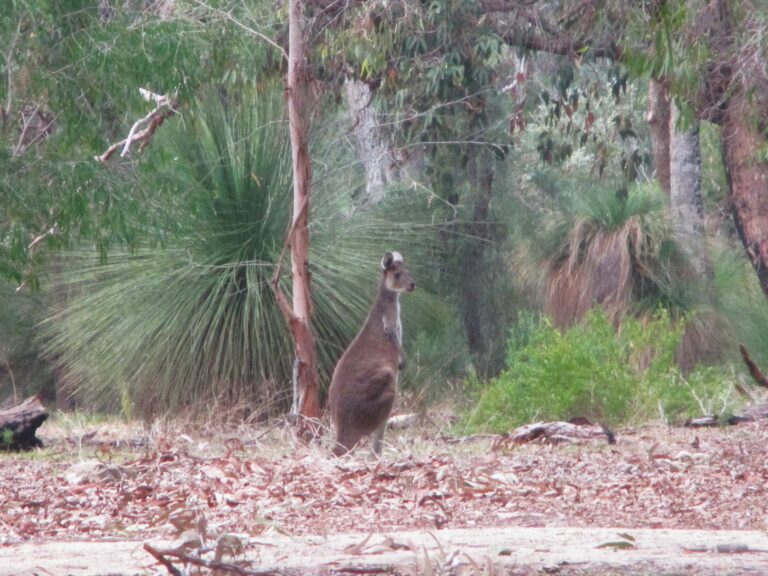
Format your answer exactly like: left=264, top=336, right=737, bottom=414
left=371, top=419, right=388, bottom=456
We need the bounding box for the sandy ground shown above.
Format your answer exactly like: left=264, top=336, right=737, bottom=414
left=1, top=526, right=767, bottom=575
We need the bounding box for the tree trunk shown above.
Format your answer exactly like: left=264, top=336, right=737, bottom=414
left=458, top=149, right=503, bottom=378
left=647, top=79, right=671, bottom=196
left=345, top=79, right=391, bottom=210
left=286, top=0, right=321, bottom=432
left=669, top=100, right=710, bottom=280
left=721, top=90, right=768, bottom=297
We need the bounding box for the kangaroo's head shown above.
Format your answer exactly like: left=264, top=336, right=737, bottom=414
left=381, top=251, right=416, bottom=293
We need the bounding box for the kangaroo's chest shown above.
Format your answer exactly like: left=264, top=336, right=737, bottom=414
left=382, top=300, right=402, bottom=344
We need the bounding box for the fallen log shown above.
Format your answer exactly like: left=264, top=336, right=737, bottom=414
left=492, top=420, right=616, bottom=449
left=0, top=395, right=48, bottom=450
left=684, top=403, right=768, bottom=428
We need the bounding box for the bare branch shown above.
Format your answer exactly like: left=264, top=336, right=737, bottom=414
left=27, top=225, right=57, bottom=252
left=3, top=18, right=22, bottom=128
left=143, top=542, right=288, bottom=576
left=15, top=223, right=59, bottom=293
left=13, top=108, right=56, bottom=157
left=498, top=25, right=621, bottom=60
left=12, top=104, right=40, bottom=156
left=191, top=0, right=287, bottom=61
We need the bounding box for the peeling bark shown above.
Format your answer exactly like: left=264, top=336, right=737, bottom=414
left=721, top=90, right=768, bottom=297
left=647, top=79, right=671, bottom=195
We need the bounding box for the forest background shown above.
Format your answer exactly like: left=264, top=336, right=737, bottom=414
left=3, top=0, right=768, bottom=434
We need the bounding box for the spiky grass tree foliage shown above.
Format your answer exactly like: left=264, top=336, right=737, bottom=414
left=44, top=89, right=440, bottom=416
left=534, top=183, right=688, bottom=328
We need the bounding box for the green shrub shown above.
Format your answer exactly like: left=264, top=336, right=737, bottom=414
left=462, top=308, right=738, bottom=432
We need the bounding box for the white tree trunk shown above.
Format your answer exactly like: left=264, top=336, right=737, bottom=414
left=670, top=101, right=710, bottom=279
left=344, top=79, right=396, bottom=210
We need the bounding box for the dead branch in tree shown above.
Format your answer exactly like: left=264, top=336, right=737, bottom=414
left=96, top=89, right=178, bottom=162
left=143, top=542, right=288, bottom=576
left=15, top=223, right=58, bottom=293
left=12, top=105, right=56, bottom=157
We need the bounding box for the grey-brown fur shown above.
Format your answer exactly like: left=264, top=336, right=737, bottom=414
left=328, top=252, right=415, bottom=456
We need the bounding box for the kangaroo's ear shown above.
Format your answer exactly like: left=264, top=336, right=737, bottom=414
left=381, top=252, right=394, bottom=270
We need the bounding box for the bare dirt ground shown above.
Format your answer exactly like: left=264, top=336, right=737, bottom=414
left=0, top=417, right=767, bottom=575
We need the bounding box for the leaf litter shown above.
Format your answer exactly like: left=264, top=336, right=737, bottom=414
left=0, top=420, right=767, bottom=574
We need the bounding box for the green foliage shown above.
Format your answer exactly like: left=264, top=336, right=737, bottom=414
left=0, top=282, right=54, bottom=400
left=462, top=308, right=737, bottom=433
left=0, top=1, right=278, bottom=285
left=528, top=65, right=651, bottom=187
left=712, top=240, right=768, bottom=370
left=620, top=1, right=709, bottom=102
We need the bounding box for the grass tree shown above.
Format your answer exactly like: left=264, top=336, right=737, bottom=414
left=528, top=182, right=688, bottom=328
left=43, top=87, right=439, bottom=417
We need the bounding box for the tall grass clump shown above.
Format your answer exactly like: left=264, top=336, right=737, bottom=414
left=43, top=87, right=445, bottom=416
left=462, top=308, right=739, bottom=433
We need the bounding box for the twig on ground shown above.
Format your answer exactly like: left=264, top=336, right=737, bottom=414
left=144, top=542, right=288, bottom=576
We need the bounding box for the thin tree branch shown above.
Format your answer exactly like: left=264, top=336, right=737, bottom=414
left=192, top=0, right=287, bottom=61
left=0, top=348, right=18, bottom=405
left=15, top=223, right=58, bottom=293
left=3, top=18, right=22, bottom=129
left=27, top=224, right=57, bottom=252
left=13, top=110, right=56, bottom=157
left=12, top=104, right=39, bottom=156
left=498, top=26, right=622, bottom=60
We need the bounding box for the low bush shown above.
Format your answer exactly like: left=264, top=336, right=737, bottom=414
left=462, top=308, right=739, bottom=432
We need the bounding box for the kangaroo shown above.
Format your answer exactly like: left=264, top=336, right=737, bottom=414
left=328, top=251, right=416, bottom=456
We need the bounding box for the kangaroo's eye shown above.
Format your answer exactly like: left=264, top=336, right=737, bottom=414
left=394, top=272, right=401, bottom=280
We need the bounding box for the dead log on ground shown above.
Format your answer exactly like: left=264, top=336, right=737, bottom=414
left=493, top=420, right=616, bottom=449
left=685, top=403, right=768, bottom=427
left=0, top=395, right=48, bottom=450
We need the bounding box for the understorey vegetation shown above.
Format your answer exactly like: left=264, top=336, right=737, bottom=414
left=462, top=308, right=740, bottom=433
